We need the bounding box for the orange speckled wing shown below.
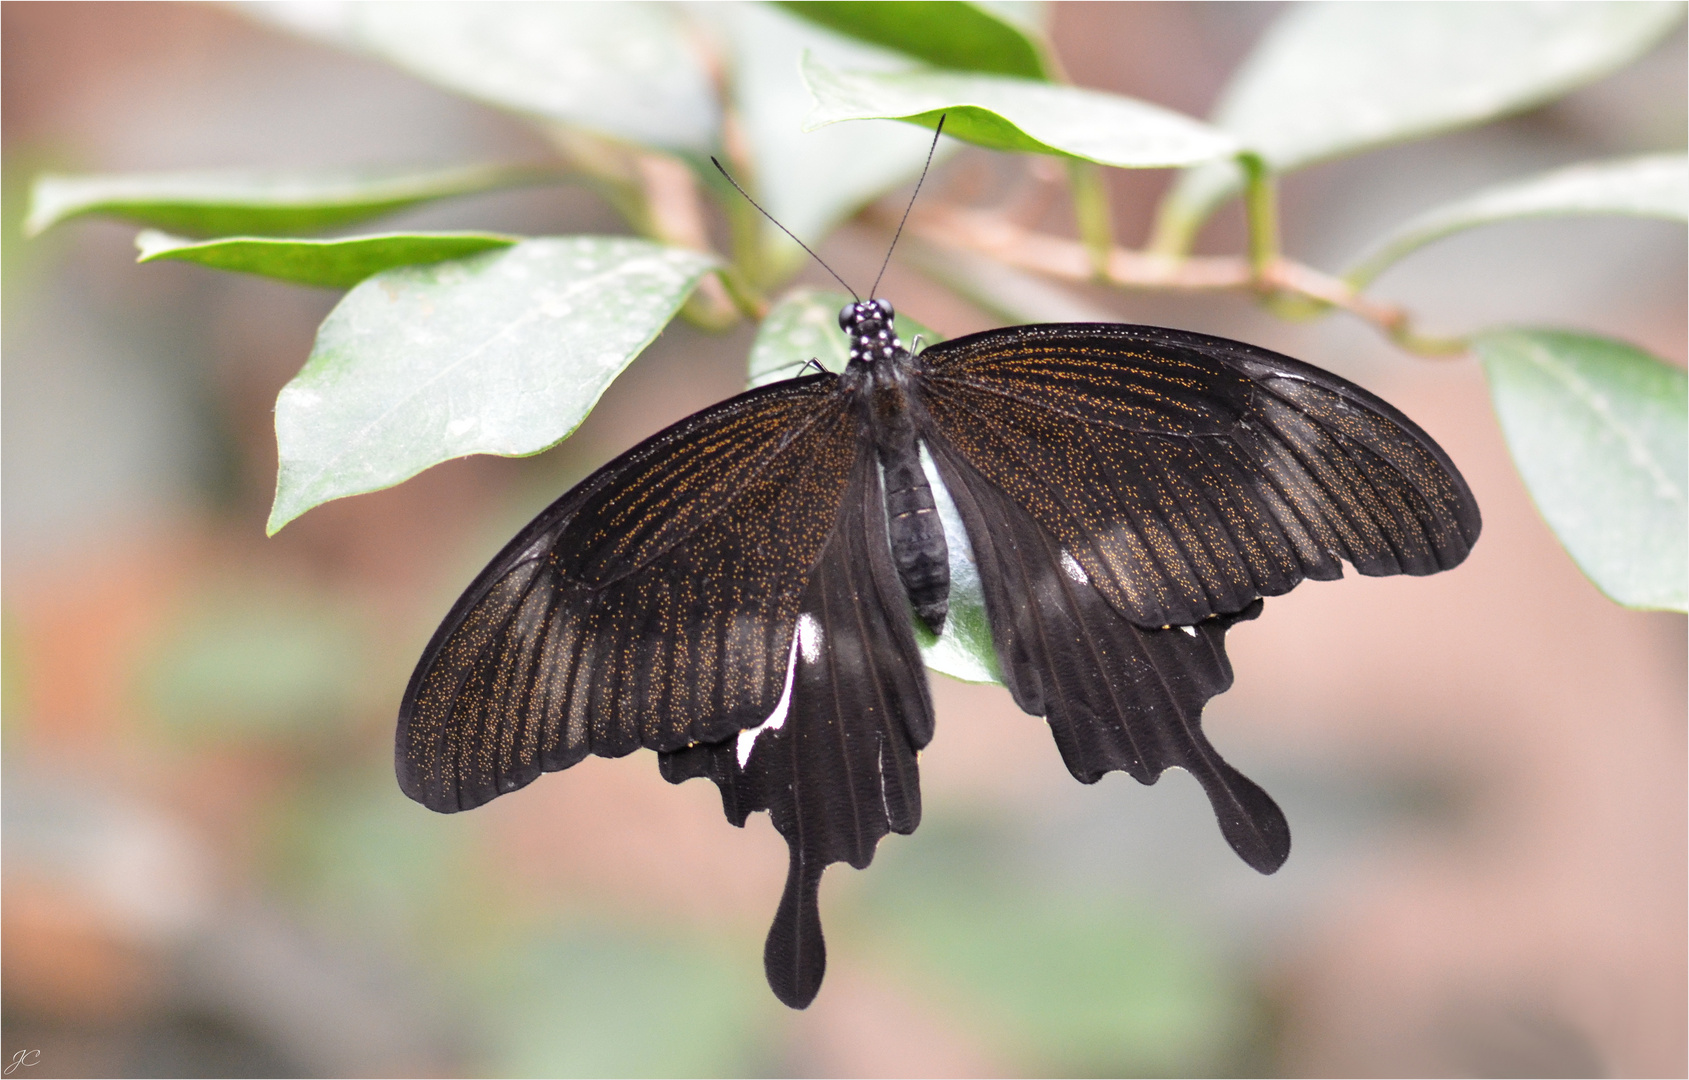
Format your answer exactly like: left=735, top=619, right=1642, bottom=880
left=397, top=374, right=859, bottom=813
left=659, top=436, right=932, bottom=1009
left=915, top=323, right=1481, bottom=629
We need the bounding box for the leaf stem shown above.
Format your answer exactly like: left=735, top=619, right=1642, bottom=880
left=627, top=154, right=736, bottom=329
left=714, top=264, right=769, bottom=322
left=1066, top=159, right=1114, bottom=279
left=1144, top=181, right=1206, bottom=257
left=1239, top=152, right=1279, bottom=284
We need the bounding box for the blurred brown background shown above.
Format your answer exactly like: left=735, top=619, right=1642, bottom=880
left=3, top=3, right=1684, bottom=1077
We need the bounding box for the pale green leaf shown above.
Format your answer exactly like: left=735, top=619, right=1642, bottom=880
left=25, top=163, right=550, bottom=238
left=268, top=237, right=717, bottom=534
left=135, top=229, right=517, bottom=290
left=343, top=1, right=720, bottom=154
left=803, top=54, right=1237, bottom=168
left=775, top=0, right=1053, bottom=78
left=1475, top=328, right=1687, bottom=611
left=1344, top=153, right=1689, bottom=286
left=747, top=287, right=859, bottom=387
left=918, top=444, right=1005, bottom=687
left=748, top=289, right=1001, bottom=684
left=1155, top=1, right=1685, bottom=252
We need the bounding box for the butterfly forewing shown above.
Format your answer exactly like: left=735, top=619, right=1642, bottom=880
left=915, top=324, right=1480, bottom=629
left=397, top=375, right=862, bottom=812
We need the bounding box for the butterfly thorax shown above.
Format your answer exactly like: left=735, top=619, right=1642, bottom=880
left=839, top=298, right=949, bottom=634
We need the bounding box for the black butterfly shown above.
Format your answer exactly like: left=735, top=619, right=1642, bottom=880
left=396, top=294, right=1481, bottom=1008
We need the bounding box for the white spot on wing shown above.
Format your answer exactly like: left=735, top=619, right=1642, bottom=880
left=796, top=612, right=824, bottom=662
left=1060, top=550, right=1089, bottom=585
left=736, top=617, right=809, bottom=767
left=1179, top=625, right=1198, bottom=637
left=877, top=738, right=891, bottom=820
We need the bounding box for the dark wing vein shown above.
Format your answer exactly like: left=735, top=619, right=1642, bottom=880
left=397, top=375, right=861, bottom=813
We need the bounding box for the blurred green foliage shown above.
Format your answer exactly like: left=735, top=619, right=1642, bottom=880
left=30, top=0, right=1682, bottom=608
left=850, top=816, right=1259, bottom=1076
left=14, top=2, right=1687, bottom=1075
left=138, top=588, right=369, bottom=742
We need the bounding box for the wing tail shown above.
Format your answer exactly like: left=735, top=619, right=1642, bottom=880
left=765, top=849, right=826, bottom=1009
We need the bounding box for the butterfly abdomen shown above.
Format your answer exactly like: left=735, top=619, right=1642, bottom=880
left=862, top=357, right=949, bottom=635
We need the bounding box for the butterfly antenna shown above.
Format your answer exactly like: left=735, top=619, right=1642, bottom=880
left=710, top=156, right=858, bottom=301
left=868, top=114, right=946, bottom=300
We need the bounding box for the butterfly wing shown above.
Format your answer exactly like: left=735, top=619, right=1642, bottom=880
left=916, top=323, right=1481, bottom=629
left=397, top=374, right=863, bottom=813
left=916, top=323, right=1481, bottom=873
left=659, top=434, right=933, bottom=1008
left=928, top=439, right=1287, bottom=872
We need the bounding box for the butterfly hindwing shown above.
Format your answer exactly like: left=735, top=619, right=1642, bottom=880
left=397, top=375, right=861, bottom=812
left=917, top=323, right=1481, bottom=629
left=927, top=440, right=1290, bottom=872
left=659, top=434, right=932, bottom=1008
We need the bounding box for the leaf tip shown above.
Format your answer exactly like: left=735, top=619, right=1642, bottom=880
left=796, top=50, right=833, bottom=131
left=134, top=228, right=184, bottom=263
left=265, top=490, right=305, bottom=537
left=22, top=175, right=67, bottom=237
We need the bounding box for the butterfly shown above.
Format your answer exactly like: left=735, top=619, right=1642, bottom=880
left=396, top=295, right=1481, bottom=1007
left=395, top=123, right=1481, bottom=1010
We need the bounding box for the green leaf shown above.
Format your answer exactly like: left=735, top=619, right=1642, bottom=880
left=135, top=229, right=517, bottom=290
left=1344, top=154, right=1689, bottom=287
left=341, top=2, right=720, bottom=155
left=704, top=4, right=954, bottom=274
left=268, top=237, right=717, bottom=534
left=1154, top=1, right=1686, bottom=252
left=748, top=289, right=1000, bottom=684
left=775, top=1, right=1053, bottom=78
left=802, top=54, right=1237, bottom=168
left=1474, top=328, right=1687, bottom=612
left=25, top=163, right=548, bottom=238
left=917, top=451, right=1005, bottom=686
left=747, top=287, right=859, bottom=387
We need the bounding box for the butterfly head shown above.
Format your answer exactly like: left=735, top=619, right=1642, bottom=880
left=840, top=299, right=903, bottom=366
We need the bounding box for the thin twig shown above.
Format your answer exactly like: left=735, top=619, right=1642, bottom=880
left=904, top=203, right=1469, bottom=357
left=636, top=153, right=738, bottom=329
